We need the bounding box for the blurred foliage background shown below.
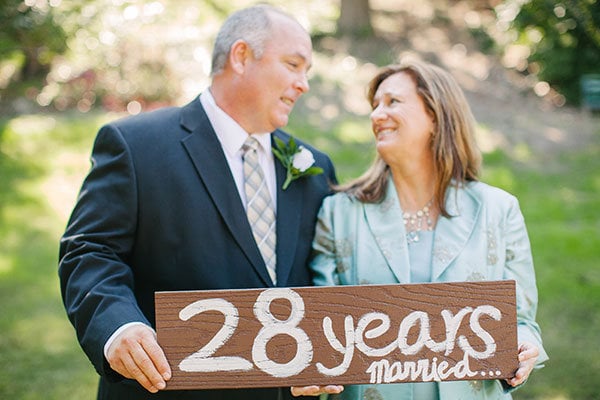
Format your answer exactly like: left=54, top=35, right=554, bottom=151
left=1, top=1, right=599, bottom=399
left=1, top=0, right=599, bottom=112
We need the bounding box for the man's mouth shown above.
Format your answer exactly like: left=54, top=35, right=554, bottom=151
left=281, top=97, right=294, bottom=106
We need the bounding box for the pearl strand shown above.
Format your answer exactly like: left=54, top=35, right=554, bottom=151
left=402, top=199, right=433, bottom=244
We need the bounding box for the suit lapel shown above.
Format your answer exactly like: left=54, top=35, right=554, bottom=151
left=431, top=185, right=481, bottom=280
left=363, top=177, right=410, bottom=283
left=272, top=131, right=302, bottom=286
left=179, top=99, right=272, bottom=286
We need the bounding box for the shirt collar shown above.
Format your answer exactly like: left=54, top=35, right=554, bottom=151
left=200, top=90, right=271, bottom=157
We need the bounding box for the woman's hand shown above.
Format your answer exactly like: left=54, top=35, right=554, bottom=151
left=291, top=385, right=344, bottom=397
left=505, top=341, right=539, bottom=387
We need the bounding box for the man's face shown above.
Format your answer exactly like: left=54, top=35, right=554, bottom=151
left=240, top=16, right=312, bottom=133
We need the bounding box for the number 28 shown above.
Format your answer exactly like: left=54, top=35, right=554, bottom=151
left=178, top=288, right=313, bottom=378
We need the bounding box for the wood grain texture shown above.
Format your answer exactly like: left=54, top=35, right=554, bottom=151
left=155, top=280, right=517, bottom=390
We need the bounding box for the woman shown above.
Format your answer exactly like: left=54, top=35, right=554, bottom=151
left=293, top=60, right=548, bottom=399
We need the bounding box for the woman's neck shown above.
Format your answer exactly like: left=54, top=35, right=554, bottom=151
left=389, top=161, right=436, bottom=213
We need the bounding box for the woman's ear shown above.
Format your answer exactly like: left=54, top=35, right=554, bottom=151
left=228, top=39, right=252, bottom=75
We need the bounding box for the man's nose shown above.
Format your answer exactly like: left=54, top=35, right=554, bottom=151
left=295, top=74, right=310, bottom=94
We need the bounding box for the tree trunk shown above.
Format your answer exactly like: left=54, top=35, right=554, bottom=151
left=337, top=0, right=373, bottom=36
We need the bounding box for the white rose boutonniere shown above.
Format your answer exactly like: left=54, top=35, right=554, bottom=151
left=272, top=136, right=324, bottom=190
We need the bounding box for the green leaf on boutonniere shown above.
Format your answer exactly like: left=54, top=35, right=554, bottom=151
left=272, top=136, right=323, bottom=190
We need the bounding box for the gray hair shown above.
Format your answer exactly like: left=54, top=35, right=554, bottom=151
left=211, top=5, right=295, bottom=76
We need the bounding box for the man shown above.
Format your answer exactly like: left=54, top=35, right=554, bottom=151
left=59, top=5, right=336, bottom=399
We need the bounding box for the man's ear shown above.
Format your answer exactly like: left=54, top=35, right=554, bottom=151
left=228, top=39, right=252, bottom=74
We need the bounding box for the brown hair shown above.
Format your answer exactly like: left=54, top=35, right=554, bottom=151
left=336, top=59, right=481, bottom=217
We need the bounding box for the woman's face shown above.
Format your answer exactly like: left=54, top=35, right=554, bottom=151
left=370, top=72, right=434, bottom=164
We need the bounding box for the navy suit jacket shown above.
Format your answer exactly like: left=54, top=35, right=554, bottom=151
left=59, top=96, right=336, bottom=399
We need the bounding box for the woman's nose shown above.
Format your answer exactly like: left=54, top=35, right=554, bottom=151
left=370, top=104, right=387, bottom=122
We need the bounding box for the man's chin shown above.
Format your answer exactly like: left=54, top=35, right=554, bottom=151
left=271, top=115, right=290, bottom=130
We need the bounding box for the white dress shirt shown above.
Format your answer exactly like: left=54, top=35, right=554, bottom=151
left=200, top=89, right=278, bottom=209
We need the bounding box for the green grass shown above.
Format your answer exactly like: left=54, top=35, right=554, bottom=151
left=1, top=110, right=598, bottom=399
left=485, top=150, right=600, bottom=400
left=0, top=112, right=104, bottom=399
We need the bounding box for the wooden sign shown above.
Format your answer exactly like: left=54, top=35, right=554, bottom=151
left=155, top=280, right=517, bottom=390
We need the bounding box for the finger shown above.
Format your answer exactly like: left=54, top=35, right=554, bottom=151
left=507, top=358, right=536, bottom=387
left=506, top=368, right=526, bottom=387
left=120, top=349, right=160, bottom=393
left=105, top=325, right=167, bottom=392
left=128, top=338, right=167, bottom=391
left=505, top=377, right=521, bottom=387
left=107, top=356, right=128, bottom=379
left=323, top=385, right=344, bottom=394
left=291, top=385, right=344, bottom=397
left=107, top=341, right=136, bottom=379
left=291, top=386, right=320, bottom=396
left=518, top=345, right=539, bottom=362
left=508, top=372, right=527, bottom=387
left=140, top=333, right=171, bottom=381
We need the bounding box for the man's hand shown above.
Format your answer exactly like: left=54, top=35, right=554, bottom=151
left=505, top=341, right=539, bottom=387
left=291, top=385, right=344, bottom=397
left=106, top=324, right=172, bottom=393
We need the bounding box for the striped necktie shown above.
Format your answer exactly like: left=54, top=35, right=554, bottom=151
left=242, top=136, right=277, bottom=284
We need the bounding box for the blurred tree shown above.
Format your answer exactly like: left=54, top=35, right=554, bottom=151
left=0, top=0, right=68, bottom=80
left=510, top=0, right=600, bottom=105
left=0, top=0, right=341, bottom=112
left=337, top=0, right=373, bottom=36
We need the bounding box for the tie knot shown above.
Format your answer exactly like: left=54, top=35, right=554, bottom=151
left=242, top=136, right=260, bottom=154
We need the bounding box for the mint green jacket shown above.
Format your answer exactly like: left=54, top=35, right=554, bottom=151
left=310, top=178, right=548, bottom=400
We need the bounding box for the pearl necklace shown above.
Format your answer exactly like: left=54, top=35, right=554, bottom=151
left=402, top=199, right=433, bottom=244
